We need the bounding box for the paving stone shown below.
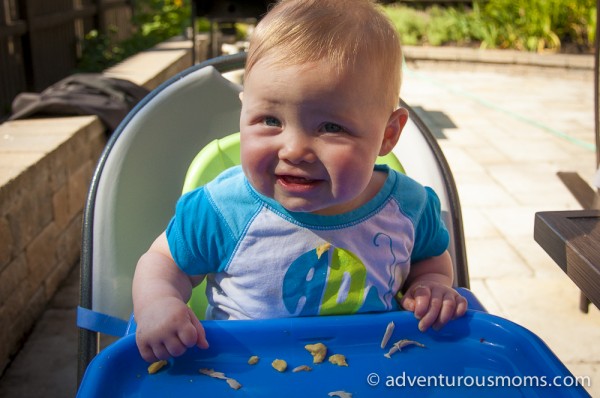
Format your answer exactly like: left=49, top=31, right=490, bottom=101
left=402, top=54, right=599, bottom=397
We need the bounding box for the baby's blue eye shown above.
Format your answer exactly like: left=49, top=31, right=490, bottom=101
left=264, top=117, right=282, bottom=127
left=323, top=123, right=344, bottom=133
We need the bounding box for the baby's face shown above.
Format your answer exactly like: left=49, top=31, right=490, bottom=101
left=239, top=56, right=398, bottom=215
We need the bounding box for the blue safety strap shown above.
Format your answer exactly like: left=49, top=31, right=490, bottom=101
left=77, top=306, right=128, bottom=337
left=77, top=291, right=484, bottom=337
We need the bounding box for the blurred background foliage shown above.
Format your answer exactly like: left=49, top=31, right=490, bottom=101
left=77, top=0, right=596, bottom=72
left=77, top=0, right=192, bottom=72
left=384, top=0, right=596, bottom=53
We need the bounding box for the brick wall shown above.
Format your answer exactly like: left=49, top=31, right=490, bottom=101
left=0, top=117, right=105, bottom=372
left=0, top=36, right=203, bottom=375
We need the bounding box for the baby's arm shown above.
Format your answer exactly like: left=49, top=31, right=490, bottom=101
left=400, top=251, right=467, bottom=332
left=132, top=232, right=209, bottom=362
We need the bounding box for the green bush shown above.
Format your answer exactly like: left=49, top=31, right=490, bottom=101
left=77, top=0, right=191, bottom=72
left=135, top=0, right=190, bottom=41
left=384, top=6, right=428, bottom=45
left=425, top=6, right=477, bottom=46
left=383, top=0, right=596, bottom=53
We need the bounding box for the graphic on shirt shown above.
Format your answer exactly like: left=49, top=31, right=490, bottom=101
left=282, top=240, right=395, bottom=316
left=373, top=232, right=398, bottom=307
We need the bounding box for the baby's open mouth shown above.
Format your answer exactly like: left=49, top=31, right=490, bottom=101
left=279, top=175, right=316, bottom=184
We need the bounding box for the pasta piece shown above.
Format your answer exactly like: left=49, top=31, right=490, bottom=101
left=328, top=354, right=348, bottom=367
left=328, top=391, right=352, bottom=397
left=380, top=321, right=395, bottom=349
left=305, top=342, right=327, bottom=364
left=147, top=360, right=168, bottom=374
left=199, top=368, right=243, bottom=390
left=292, top=365, right=312, bottom=372
left=384, top=339, right=426, bottom=358
left=271, top=359, right=288, bottom=372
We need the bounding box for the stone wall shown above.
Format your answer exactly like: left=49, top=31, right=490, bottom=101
left=403, top=45, right=594, bottom=81
left=0, top=118, right=105, bottom=373
left=0, top=36, right=200, bottom=374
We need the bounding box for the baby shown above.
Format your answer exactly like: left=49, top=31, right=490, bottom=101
left=133, top=0, right=468, bottom=363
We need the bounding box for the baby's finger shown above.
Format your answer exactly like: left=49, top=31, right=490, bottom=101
left=136, top=331, right=162, bottom=363
left=164, top=337, right=188, bottom=358
left=184, top=307, right=209, bottom=349
left=417, top=289, right=443, bottom=331
left=138, top=343, right=159, bottom=363
left=412, top=285, right=433, bottom=320
left=432, top=293, right=459, bottom=331
left=151, top=343, right=172, bottom=361
left=194, top=320, right=209, bottom=349
left=453, top=295, right=469, bottom=318
left=433, top=293, right=470, bottom=330
left=399, top=290, right=416, bottom=311
left=177, top=315, right=203, bottom=348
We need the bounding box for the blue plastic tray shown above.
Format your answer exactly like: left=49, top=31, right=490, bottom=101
left=77, top=311, right=589, bottom=397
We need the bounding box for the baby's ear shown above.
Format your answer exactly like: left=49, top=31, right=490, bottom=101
left=379, top=107, right=409, bottom=156
left=238, top=92, right=244, bottom=102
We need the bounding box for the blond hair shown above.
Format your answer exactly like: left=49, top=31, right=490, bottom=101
left=245, top=0, right=403, bottom=111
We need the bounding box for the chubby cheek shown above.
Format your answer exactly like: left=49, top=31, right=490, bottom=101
left=327, top=154, right=373, bottom=197
left=240, top=142, right=275, bottom=196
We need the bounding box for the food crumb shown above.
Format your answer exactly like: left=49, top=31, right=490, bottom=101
left=199, top=368, right=227, bottom=380
left=199, top=368, right=242, bottom=390
left=384, top=339, right=426, bottom=359
left=226, top=378, right=242, bottom=390
left=380, top=321, right=395, bottom=349
left=328, top=391, right=352, bottom=397
left=271, top=359, right=288, bottom=372
left=248, top=355, right=260, bottom=365
left=328, top=354, right=348, bottom=367
left=292, top=365, right=312, bottom=372
left=305, top=342, right=327, bottom=363
left=147, top=360, right=168, bottom=374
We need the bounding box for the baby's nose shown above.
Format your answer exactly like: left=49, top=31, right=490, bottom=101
left=278, top=131, right=316, bottom=164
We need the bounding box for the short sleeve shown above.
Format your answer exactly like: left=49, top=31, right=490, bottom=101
left=411, top=187, right=450, bottom=263
left=165, top=187, right=235, bottom=275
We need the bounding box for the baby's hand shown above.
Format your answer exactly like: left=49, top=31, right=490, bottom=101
left=135, top=296, right=209, bottom=362
left=400, top=281, right=468, bottom=332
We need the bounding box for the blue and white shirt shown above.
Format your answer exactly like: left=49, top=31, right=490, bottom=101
left=166, top=165, right=449, bottom=320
